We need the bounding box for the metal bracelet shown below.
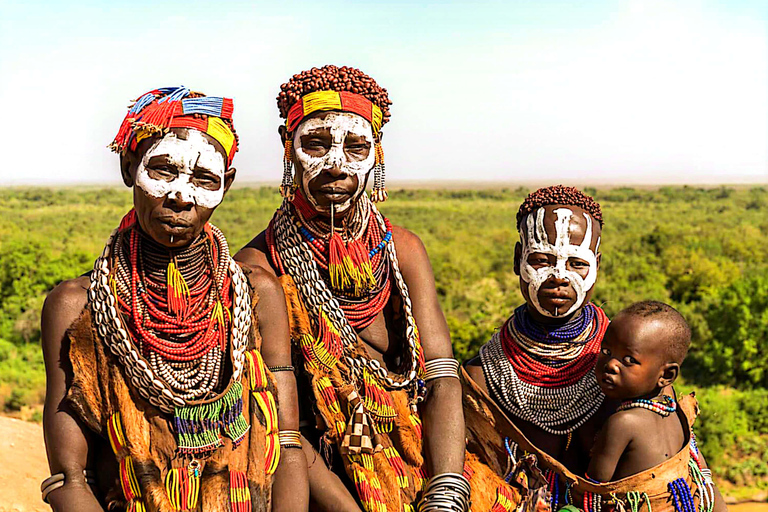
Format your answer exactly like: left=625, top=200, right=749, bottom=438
left=268, top=365, right=295, bottom=373
left=423, top=358, right=460, bottom=382
left=41, top=469, right=97, bottom=503
left=418, top=472, right=471, bottom=512
left=278, top=430, right=302, bottom=449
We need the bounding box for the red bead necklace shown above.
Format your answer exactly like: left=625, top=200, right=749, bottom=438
left=115, top=224, right=233, bottom=362
left=500, top=305, right=608, bottom=387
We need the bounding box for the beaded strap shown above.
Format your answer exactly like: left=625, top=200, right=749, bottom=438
left=268, top=365, right=295, bottom=373
left=617, top=395, right=676, bottom=417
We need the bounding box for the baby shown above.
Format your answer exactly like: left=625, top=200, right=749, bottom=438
left=588, top=301, right=690, bottom=481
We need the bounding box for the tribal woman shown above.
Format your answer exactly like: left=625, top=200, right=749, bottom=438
left=236, top=66, right=521, bottom=512
left=466, top=185, right=608, bottom=471
left=41, top=87, right=308, bottom=511
left=463, top=186, right=725, bottom=512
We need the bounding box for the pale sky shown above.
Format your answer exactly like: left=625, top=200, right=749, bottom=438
left=0, top=0, right=766, bottom=186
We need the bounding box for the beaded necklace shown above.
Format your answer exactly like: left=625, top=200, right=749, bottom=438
left=480, top=303, right=608, bottom=434
left=501, top=303, right=607, bottom=387
left=267, top=194, right=423, bottom=391
left=88, top=211, right=250, bottom=414
left=616, top=394, right=677, bottom=417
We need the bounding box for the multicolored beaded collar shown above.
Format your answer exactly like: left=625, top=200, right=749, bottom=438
left=616, top=394, right=677, bottom=417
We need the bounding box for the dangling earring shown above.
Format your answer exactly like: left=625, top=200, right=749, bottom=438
left=280, top=138, right=295, bottom=200
left=371, top=141, right=388, bottom=203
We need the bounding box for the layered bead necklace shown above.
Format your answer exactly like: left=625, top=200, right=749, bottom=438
left=616, top=394, right=677, bottom=417
left=88, top=211, right=250, bottom=413
left=480, top=303, right=608, bottom=434
left=271, top=190, right=393, bottom=331
left=266, top=192, right=422, bottom=390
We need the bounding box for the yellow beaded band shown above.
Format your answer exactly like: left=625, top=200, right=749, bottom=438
left=278, top=430, right=302, bottom=449
left=286, top=90, right=383, bottom=134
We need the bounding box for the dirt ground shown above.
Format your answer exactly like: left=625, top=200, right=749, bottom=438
left=0, top=415, right=765, bottom=512
left=0, top=416, right=49, bottom=512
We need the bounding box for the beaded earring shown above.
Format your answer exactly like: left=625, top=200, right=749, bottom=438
left=280, top=138, right=295, bottom=200
left=371, top=141, right=388, bottom=203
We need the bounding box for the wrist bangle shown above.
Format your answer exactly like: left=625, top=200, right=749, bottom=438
left=278, top=430, right=302, bottom=449
left=423, top=358, right=460, bottom=382
left=41, top=469, right=96, bottom=503
left=268, top=365, right=295, bottom=373
left=418, top=472, right=471, bottom=512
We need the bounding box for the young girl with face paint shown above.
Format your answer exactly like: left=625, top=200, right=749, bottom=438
left=237, top=65, right=519, bottom=512
left=466, top=185, right=609, bottom=476
left=40, top=87, right=308, bottom=512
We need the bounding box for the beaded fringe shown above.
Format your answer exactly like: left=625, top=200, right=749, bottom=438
left=490, top=484, right=516, bottom=512
left=174, top=381, right=249, bottom=456
left=246, top=349, right=280, bottom=475
left=362, top=368, right=396, bottom=431
left=107, top=412, right=148, bottom=511
left=371, top=142, right=388, bottom=203
left=165, top=467, right=200, bottom=511
left=328, top=233, right=376, bottom=296
left=280, top=139, right=295, bottom=200
left=230, top=470, right=252, bottom=512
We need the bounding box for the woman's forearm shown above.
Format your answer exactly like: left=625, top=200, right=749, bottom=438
left=421, top=376, right=466, bottom=475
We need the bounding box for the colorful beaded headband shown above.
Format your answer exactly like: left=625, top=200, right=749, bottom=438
left=286, top=90, right=383, bottom=134
left=110, top=86, right=238, bottom=166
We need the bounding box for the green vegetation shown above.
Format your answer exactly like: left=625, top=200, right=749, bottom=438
left=1, top=185, right=766, bottom=496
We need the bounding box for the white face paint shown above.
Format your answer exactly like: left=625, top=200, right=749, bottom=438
left=293, top=112, right=375, bottom=212
left=135, top=130, right=226, bottom=209
left=519, top=207, right=600, bottom=318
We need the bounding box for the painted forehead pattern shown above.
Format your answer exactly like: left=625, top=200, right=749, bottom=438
left=521, top=206, right=600, bottom=250
left=135, top=131, right=226, bottom=210
left=519, top=207, right=600, bottom=318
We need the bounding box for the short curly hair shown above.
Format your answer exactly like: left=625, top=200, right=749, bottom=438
left=516, top=185, right=603, bottom=228
left=619, top=301, right=691, bottom=364
left=276, top=65, right=392, bottom=126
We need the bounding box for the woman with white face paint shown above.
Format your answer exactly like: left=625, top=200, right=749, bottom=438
left=465, top=185, right=611, bottom=479
left=237, top=65, right=517, bottom=512
left=41, top=87, right=308, bottom=512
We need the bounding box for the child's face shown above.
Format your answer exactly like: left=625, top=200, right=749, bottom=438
left=595, top=314, right=670, bottom=400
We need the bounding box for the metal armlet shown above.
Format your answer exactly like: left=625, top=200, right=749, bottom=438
left=41, top=469, right=97, bottom=503
left=423, top=358, right=460, bottom=382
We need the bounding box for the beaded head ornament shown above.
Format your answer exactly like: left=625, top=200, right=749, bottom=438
left=109, top=86, right=238, bottom=167
left=276, top=65, right=392, bottom=203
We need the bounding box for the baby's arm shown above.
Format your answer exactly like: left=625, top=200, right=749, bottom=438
left=587, top=412, right=635, bottom=482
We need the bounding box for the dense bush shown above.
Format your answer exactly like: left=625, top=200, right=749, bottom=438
left=0, top=185, right=766, bottom=494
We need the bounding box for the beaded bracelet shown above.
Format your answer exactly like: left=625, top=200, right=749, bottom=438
left=268, top=365, right=295, bottom=373
left=418, top=472, right=471, bottom=512
left=278, top=430, right=302, bottom=449
left=41, top=469, right=97, bottom=503
left=423, top=358, right=460, bottom=382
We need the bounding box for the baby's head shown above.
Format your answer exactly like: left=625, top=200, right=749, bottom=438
left=595, top=301, right=690, bottom=400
